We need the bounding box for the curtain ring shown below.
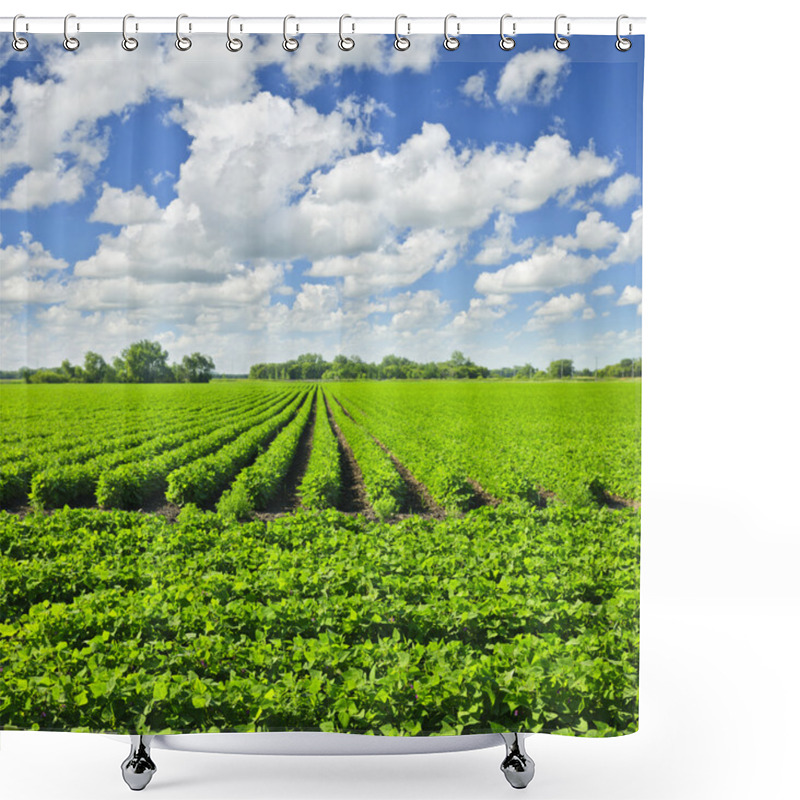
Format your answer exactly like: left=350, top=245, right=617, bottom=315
left=338, top=14, right=355, bottom=51
left=443, top=14, right=459, bottom=51
left=226, top=14, right=243, bottom=52
left=63, top=14, right=80, bottom=51
left=499, top=14, right=515, bottom=50
left=394, top=14, right=410, bottom=51
left=175, top=13, right=192, bottom=51
left=554, top=14, right=570, bottom=51
left=12, top=15, right=29, bottom=51
left=282, top=15, right=299, bottom=51
left=122, top=14, right=138, bottom=51
left=616, top=14, right=632, bottom=51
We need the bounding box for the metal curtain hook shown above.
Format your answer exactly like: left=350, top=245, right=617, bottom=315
left=12, top=14, right=29, bottom=51
left=175, top=13, right=192, bottom=51
left=282, top=15, right=299, bottom=51
left=394, top=14, right=410, bottom=51
left=226, top=14, right=243, bottom=51
left=122, top=14, right=138, bottom=51
left=339, top=14, right=355, bottom=51
left=616, top=14, right=632, bottom=51
left=63, top=13, right=79, bottom=51
left=443, top=13, right=459, bottom=51
left=499, top=14, right=515, bottom=50
left=554, top=14, right=570, bottom=51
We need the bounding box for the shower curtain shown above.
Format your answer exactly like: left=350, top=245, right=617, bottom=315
left=0, top=27, right=643, bottom=740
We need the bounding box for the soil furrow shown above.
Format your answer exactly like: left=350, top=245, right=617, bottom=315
left=323, top=393, right=373, bottom=519
left=258, top=394, right=317, bottom=515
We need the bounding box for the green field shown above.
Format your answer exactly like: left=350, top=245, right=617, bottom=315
left=0, top=381, right=640, bottom=736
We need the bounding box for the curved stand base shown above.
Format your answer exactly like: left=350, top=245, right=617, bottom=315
left=121, top=735, right=157, bottom=791
left=500, top=733, right=535, bottom=789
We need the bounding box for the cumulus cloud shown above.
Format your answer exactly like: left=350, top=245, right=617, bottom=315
left=388, top=290, right=451, bottom=332
left=474, top=213, right=534, bottom=266
left=89, top=184, right=162, bottom=226
left=593, top=173, right=641, bottom=206
left=460, top=71, right=492, bottom=106
left=553, top=211, right=621, bottom=251
left=617, top=285, right=642, bottom=315
left=266, top=34, right=440, bottom=94
left=525, top=292, right=587, bottom=330
left=475, top=246, right=606, bottom=295
left=0, top=232, right=69, bottom=278
left=496, top=48, right=570, bottom=106
left=592, top=284, right=615, bottom=296
left=450, top=295, right=511, bottom=333
left=608, top=207, right=643, bottom=264
left=0, top=34, right=266, bottom=212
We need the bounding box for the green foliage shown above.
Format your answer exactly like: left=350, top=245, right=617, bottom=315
left=0, top=505, right=639, bottom=735
left=328, top=400, right=406, bottom=516
left=298, top=394, right=341, bottom=510
left=217, top=392, right=315, bottom=518
left=165, top=390, right=308, bottom=508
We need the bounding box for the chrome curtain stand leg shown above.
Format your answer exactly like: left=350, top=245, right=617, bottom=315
left=121, top=734, right=157, bottom=791
left=500, top=732, right=535, bottom=789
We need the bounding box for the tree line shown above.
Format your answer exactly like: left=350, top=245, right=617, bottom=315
left=249, top=353, right=642, bottom=381
left=14, top=341, right=216, bottom=384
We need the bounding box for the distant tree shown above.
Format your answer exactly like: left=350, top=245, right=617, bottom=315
left=548, top=359, right=574, bottom=379
left=180, top=352, right=215, bottom=383
left=119, top=340, right=171, bottom=383
left=450, top=350, right=467, bottom=367
left=83, top=351, right=108, bottom=383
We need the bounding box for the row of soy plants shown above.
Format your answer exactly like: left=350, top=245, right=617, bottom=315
left=328, top=381, right=641, bottom=509
left=0, top=383, right=309, bottom=510
left=0, top=504, right=639, bottom=736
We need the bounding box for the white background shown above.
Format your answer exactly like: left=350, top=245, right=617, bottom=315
left=2, top=1, right=798, bottom=798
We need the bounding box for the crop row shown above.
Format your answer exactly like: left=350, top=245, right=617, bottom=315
left=298, top=393, right=341, bottom=510
left=0, top=384, right=271, bottom=466
left=0, top=387, right=282, bottom=507
left=331, top=382, right=641, bottom=507
left=165, top=390, right=310, bottom=508
left=0, top=505, right=640, bottom=735
left=327, top=397, right=406, bottom=519
left=24, top=391, right=292, bottom=510
left=217, top=390, right=316, bottom=518
left=96, top=391, right=303, bottom=510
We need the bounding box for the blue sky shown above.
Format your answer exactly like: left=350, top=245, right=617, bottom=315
left=0, top=33, right=643, bottom=372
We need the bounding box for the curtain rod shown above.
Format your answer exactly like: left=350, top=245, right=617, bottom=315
left=0, top=16, right=645, bottom=36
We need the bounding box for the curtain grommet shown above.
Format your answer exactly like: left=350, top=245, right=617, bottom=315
left=282, top=15, right=299, bottom=51
left=554, top=15, right=570, bottom=51
left=443, top=14, right=460, bottom=51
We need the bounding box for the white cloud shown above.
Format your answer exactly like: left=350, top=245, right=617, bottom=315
left=592, top=284, right=615, bottom=296
left=617, top=285, right=643, bottom=315
left=0, top=34, right=267, bottom=212
left=475, top=245, right=606, bottom=295
left=0, top=160, right=88, bottom=210
left=593, top=173, right=641, bottom=207
left=525, top=292, right=587, bottom=330
left=474, top=213, right=533, bottom=266
left=582, top=307, right=596, bottom=320
left=554, top=211, right=621, bottom=251
left=0, top=232, right=69, bottom=278
left=260, top=34, right=440, bottom=94
left=495, top=48, right=570, bottom=106
left=608, top=207, right=643, bottom=264
left=450, top=295, right=511, bottom=333
left=309, top=228, right=463, bottom=297
left=89, top=184, right=162, bottom=226
left=388, top=290, right=451, bottom=332
left=460, top=71, right=492, bottom=107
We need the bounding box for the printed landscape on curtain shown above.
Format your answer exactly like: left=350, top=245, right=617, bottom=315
left=0, top=33, right=643, bottom=736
